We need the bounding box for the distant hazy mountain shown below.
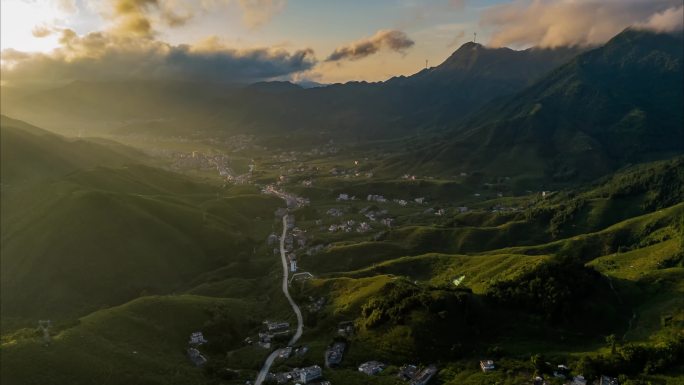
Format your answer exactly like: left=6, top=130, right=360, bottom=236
left=406, top=29, right=684, bottom=183
left=202, top=43, right=583, bottom=138
left=0, top=81, right=235, bottom=135
left=0, top=43, right=583, bottom=140
left=0, top=115, right=144, bottom=184
left=383, top=42, right=584, bottom=125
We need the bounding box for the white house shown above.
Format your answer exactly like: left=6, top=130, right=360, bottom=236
left=480, top=360, right=495, bottom=372
left=300, top=365, right=323, bottom=383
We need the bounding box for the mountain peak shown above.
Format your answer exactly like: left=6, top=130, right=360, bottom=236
left=457, top=41, right=484, bottom=51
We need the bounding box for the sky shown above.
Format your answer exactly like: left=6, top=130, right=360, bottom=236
left=1, top=0, right=682, bottom=86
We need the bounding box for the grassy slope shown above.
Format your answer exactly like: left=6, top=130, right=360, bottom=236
left=1, top=119, right=283, bottom=330
left=1, top=119, right=291, bottom=385
left=282, top=157, right=684, bottom=384
left=1, top=295, right=262, bottom=385
left=1, top=115, right=145, bottom=185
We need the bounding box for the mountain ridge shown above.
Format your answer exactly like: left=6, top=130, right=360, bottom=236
left=397, top=28, right=684, bottom=183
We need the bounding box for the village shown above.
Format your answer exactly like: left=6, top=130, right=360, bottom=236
left=172, top=148, right=618, bottom=385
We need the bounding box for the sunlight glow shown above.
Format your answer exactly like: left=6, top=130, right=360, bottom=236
left=1, top=0, right=65, bottom=53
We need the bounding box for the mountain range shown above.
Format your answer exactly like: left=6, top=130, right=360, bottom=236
left=1, top=27, right=684, bottom=385
left=390, top=28, right=684, bottom=184
left=0, top=41, right=583, bottom=139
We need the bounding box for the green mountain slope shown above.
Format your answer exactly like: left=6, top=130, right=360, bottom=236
left=1, top=115, right=145, bottom=184
left=1, top=295, right=262, bottom=385
left=403, top=29, right=683, bottom=182
left=0, top=119, right=282, bottom=330
left=288, top=156, right=684, bottom=380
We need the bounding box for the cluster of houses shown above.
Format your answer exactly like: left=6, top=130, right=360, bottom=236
left=490, top=204, right=521, bottom=213
left=479, top=360, right=620, bottom=385
left=367, top=194, right=388, bottom=203
left=336, top=193, right=356, bottom=201
left=391, top=197, right=425, bottom=206
left=170, top=150, right=258, bottom=185
left=269, top=365, right=330, bottom=385
left=260, top=319, right=442, bottom=385
left=213, top=133, right=256, bottom=152
left=323, top=205, right=397, bottom=233
left=359, top=206, right=389, bottom=222
left=423, top=207, right=447, bottom=216
left=186, top=331, right=208, bottom=367
left=339, top=194, right=430, bottom=207
left=307, top=296, right=326, bottom=313
left=276, top=345, right=308, bottom=360
left=357, top=361, right=437, bottom=385
left=261, top=185, right=309, bottom=209
left=329, top=168, right=373, bottom=179
left=224, top=173, right=251, bottom=185
left=244, top=321, right=291, bottom=350
left=327, top=220, right=371, bottom=233
left=282, top=220, right=314, bottom=272
left=171, top=151, right=230, bottom=173
left=326, top=208, right=345, bottom=217
left=534, top=373, right=618, bottom=385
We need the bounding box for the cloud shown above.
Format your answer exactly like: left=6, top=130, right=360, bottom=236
left=55, top=0, right=78, bottom=13
left=195, top=0, right=285, bottom=28
left=3, top=0, right=306, bottom=86
left=109, top=0, right=157, bottom=36
left=97, top=0, right=196, bottom=36
left=32, top=24, right=55, bottom=38
left=447, top=30, right=466, bottom=48
left=1, top=29, right=316, bottom=86
left=326, top=29, right=415, bottom=62
left=636, top=5, right=684, bottom=32
left=481, top=0, right=683, bottom=48
left=235, top=0, right=285, bottom=28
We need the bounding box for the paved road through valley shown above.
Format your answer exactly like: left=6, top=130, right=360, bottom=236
left=254, top=213, right=304, bottom=385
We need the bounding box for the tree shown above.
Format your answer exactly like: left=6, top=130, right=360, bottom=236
left=531, top=353, right=546, bottom=375
left=606, top=334, right=618, bottom=355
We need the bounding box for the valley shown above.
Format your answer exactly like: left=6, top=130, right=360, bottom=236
left=1, top=24, right=683, bottom=385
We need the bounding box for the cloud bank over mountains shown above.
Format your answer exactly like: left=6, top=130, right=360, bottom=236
left=1, top=0, right=313, bottom=86
left=2, top=0, right=682, bottom=86
left=1, top=31, right=316, bottom=85
left=482, top=0, right=683, bottom=48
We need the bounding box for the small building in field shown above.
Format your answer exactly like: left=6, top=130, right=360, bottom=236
left=325, top=342, right=346, bottom=367
left=189, top=332, right=207, bottom=346
left=410, top=365, right=438, bottom=385
left=300, top=365, right=323, bottom=384
left=265, top=321, right=290, bottom=333
left=358, top=361, right=385, bottom=375
left=600, top=376, right=619, bottom=385
left=480, top=360, right=495, bottom=372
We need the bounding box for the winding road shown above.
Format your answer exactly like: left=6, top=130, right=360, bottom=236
left=254, top=213, right=304, bottom=385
